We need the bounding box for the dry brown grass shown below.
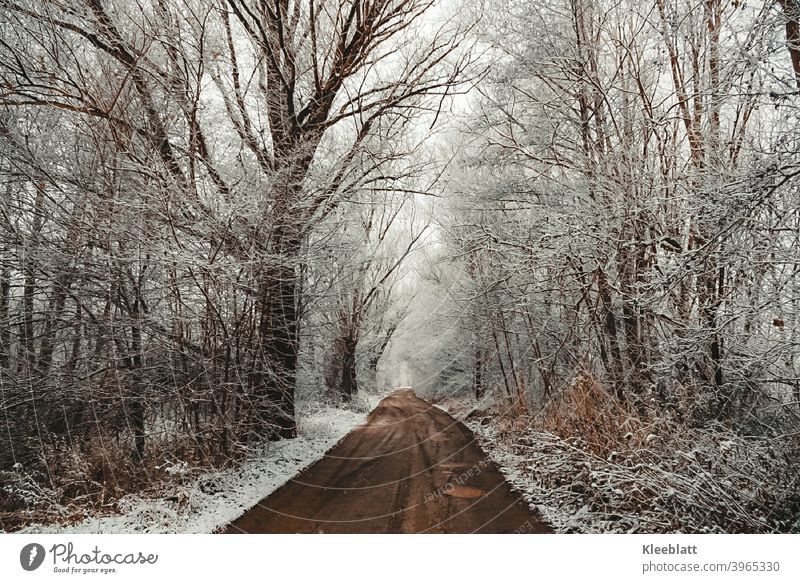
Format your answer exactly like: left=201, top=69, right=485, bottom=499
left=538, top=371, right=648, bottom=456
left=1, top=432, right=211, bottom=532
left=468, top=373, right=800, bottom=533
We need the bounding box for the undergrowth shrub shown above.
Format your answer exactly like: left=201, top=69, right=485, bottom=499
left=473, top=372, right=800, bottom=533
left=1, top=432, right=206, bottom=532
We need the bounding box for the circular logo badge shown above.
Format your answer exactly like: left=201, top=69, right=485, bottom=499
left=20, top=543, right=46, bottom=571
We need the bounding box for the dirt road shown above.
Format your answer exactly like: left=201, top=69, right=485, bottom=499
left=225, top=389, right=551, bottom=533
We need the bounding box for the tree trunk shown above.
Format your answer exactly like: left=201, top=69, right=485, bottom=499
left=619, top=218, right=651, bottom=402
left=365, top=324, right=395, bottom=390
left=597, top=269, right=624, bottom=400
left=37, top=271, right=72, bottom=376
left=127, top=278, right=146, bottom=462
left=778, top=0, right=800, bottom=88
left=255, top=232, right=300, bottom=439
left=491, top=326, right=513, bottom=399
left=18, top=184, right=46, bottom=378
left=474, top=346, right=485, bottom=399
left=700, top=259, right=726, bottom=414
left=340, top=336, right=358, bottom=402
left=0, top=252, right=9, bottom=370
left=128, top=361, right=146, bottom=462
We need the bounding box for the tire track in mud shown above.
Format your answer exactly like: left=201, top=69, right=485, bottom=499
left=225, top=389, right=552, bottom=534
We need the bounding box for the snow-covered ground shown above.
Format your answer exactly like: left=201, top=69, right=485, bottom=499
left=467, top=421, right=573, bottom=533
left=468, top=417, right=800, bottom=534
left=16, top=402, right=374, bottom=534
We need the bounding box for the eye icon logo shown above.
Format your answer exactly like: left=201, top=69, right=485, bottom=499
left=20, top=543, right=46, bottom=571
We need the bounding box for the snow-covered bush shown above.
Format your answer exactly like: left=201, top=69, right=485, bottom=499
left=470, top=374, right=800, bottom=533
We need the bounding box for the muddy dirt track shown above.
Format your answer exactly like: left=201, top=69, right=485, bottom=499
left=225, top=389, right=552, bottom=533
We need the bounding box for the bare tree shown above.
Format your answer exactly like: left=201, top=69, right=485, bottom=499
left=0, top=0, right=474, bottom=523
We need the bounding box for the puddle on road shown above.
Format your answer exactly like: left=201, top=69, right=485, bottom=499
left=437, top=463, right=476, bottom=475
left=445, top=485, right=484, bottom=499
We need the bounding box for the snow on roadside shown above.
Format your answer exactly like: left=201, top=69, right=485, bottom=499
left=468, top=417, right=800, bottom=534
left=467, top=421, right=574, bottom=533
left=17, top=405, right=369, bottom=534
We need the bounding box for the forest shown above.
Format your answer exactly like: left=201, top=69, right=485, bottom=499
left=1, top=0, right=799, bottom=533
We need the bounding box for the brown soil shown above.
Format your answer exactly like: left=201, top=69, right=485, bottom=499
left=225, top=389, right=552, bottom=533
